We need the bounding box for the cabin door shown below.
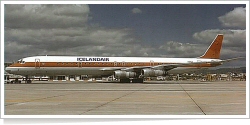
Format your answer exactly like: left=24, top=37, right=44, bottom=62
left=150, top=60, right=154, bottom=66
left=35, top=58, right=40, bottom=69
left=122, top=61, right=125, bottom=67
left=197, top=60, right=202, bottom=69
left=78, top=62, right=82, bottom=68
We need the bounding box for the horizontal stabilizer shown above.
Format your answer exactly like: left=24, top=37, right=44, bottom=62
left=222, top=57, right=245, bottom=62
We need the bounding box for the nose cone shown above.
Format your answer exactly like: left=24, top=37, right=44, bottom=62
left=5, top=66, right=21, bottom=75
left=5, top=67, right=13, bottom=74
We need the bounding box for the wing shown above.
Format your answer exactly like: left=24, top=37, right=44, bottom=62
left=100, top=62, right=213, bottom=72
left=100, top=57, right=244, bottom=72
left=120, top=60, right=225, bottom=72
left=99, top=66, right=152, bottom=72
left=117, top=63, right=190, bottom=72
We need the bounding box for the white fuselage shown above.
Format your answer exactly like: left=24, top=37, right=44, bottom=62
left=6, top=56, right=222, bottom=76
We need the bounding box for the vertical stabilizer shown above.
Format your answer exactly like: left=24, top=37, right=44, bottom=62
left=200, top=34, right=223, bottom=59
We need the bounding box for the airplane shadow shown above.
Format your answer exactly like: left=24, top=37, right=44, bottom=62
left=102, top=81, right=212, bottom=84
left=5, top=81, right=213, bottom=85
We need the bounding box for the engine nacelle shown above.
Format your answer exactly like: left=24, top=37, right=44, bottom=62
left=142, top=69, right=166, bottom=77
left=114, top=70, right=137, bottom=79
left=154, top=70, right=167, bottom=76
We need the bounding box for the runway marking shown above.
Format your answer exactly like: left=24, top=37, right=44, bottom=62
left=5, top=94, right=68, bottom=107
left=79, top=85, right=149, bottom=115
left=178, top=83, right=206, bottom=115
left=4, top=81, right=246, bottom=115
left=36, top=89, right=244, bottom=92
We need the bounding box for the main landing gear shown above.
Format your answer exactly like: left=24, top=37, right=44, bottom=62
left=120, top=78, right=130, bottom=83
left=25, top=75, right=32, bottom=83
left=119, top=78, right=143, bottom=83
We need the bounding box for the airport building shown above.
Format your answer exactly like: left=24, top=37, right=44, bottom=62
left=49, top=75, right=89, bottom=81
left=5, top=72, right=246, bottom=83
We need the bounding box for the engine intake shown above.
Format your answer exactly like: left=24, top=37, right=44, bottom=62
left=142, top=69, right=166, bottom=77
left=114, top=70, right=137, bottom=79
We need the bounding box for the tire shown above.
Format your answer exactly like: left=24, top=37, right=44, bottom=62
left=132, top=78, right=143, bottom=83
left=120, top=78, right=130, bottom=83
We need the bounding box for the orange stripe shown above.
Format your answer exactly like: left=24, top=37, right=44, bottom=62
left=9, top=62, right=218, bottom=68
left=10, top=62, right=151, bottom=67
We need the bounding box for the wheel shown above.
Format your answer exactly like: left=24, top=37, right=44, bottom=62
left=132, top=78, right=143, bottom=83
left=120, top=78, right=130, bottom=83
left=27, top=80, right=32, bottom=83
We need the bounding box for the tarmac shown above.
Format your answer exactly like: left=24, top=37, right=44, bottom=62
left=4, top=80, right=246, bottom=117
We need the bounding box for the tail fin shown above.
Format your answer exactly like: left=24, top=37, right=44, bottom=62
left=200, top=34, right=223, bottom=59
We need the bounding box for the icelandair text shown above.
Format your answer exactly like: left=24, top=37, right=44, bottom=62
left=77, top=57, right=109, bottom=62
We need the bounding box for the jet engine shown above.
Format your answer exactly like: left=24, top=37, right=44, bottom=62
left=142, top=69, right=166, bottom=77
left=114, top=70, right=137, bottom=79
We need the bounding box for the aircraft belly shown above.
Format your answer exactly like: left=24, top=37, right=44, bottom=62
left=43, top=67, right=114, bottom=76
left=8, top=66, right=207, bottom=77
left=7, top=67, right=114, bottom=76
left=167, top=67, right=206, bottom=74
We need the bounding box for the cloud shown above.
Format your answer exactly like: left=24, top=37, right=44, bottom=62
left=192, top=6, right=246, bottom=67
left=193, top=29, right=246, bottom=47
left=4, top=5, right=146, bottom=61
left=218, top=7, right=246, bottom=28
left=158, top=28, right=245, bottom=60
left=5, top=4, right=90, bottom=29
left=131, top=8, right=142, bottom=14
left=158, top=41, right=205, bottom=58
left=4, top=27, right=146, bottom=59
left=193, top=29, right=246, bottom=59
left=4, top=4, right=246, bottom=68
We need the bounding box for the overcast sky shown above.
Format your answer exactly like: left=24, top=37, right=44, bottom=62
left=4, top=4, right=246, bottom=67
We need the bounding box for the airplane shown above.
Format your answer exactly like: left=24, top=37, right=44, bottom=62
left=5, top=34, right=243, bottom=83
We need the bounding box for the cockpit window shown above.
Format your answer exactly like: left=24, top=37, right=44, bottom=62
left=17, top=59, right=21, bottom=63
left=17, top=59, right=25, bottom=64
